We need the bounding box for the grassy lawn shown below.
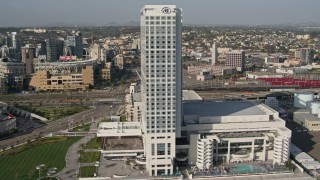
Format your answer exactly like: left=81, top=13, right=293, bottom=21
left=80, top=152, right=100, bottom=163
left=84, top=137, right=101, bottom=149
left=80, top=166, right=96, bottom=177
left=17, top=106, right=91, bottom=121
left=70, top=123, right=91, bottom=132
left=0, top=136, right=81, bottom=180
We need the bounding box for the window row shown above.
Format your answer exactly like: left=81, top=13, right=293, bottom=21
left=147, top=129, right=175, bottom=134
left=146, top=36, right=176, bottom=39
left=146, top=46, right=176, bottom=49
left=146, top=41, right=175, bottom=44
left=147, top=50, right=176, bottom=53
left=146, top=55, right=176, bottom=58
left=146, top=16, right=175, bottom=20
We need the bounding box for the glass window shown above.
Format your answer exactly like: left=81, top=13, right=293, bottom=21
left=152, top=144, right=155, bottom=155
left=157, top=143, right=165, bottom=155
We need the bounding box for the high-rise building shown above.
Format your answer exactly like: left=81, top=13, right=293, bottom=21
left=21, top=47, right=34, bottom=74
left=56, top=39, right=64, bottom=58
left=225, top=50, right=245, bottom=72
left=115, top=54, right=125, bottom=69
left=75, top=31, right=83, bottom=58
left=295, top=48, right=314, bottom=65
left=39, top=40, right=47, bottom=56
left=5, top=32, right=21, bottom=60
left=211, top=42, right=218, bottom=66
left=140, top=5, right=182, bottom=176
left=64, top=31, right=83, bottom=58
left=46, top=38, right=57, bottom=61
left=0, top=33, right=4, bottom=46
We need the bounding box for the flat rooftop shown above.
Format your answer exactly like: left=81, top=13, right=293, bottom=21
left=97, top=122, right=141, bottom=137
left=132, top=93, right=141, bottom=102
left=104, top=137, right=143, bottom=150
left=294, top=111, right=320, bottom=121
left=183, top=90, right=203, bottom=101
left=183, top=101, right=266, bottom=117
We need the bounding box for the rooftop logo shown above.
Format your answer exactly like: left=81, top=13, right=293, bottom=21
left=161, top=7, right=172, bottom=14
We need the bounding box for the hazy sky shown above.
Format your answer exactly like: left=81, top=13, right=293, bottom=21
left=0, top=0, right=320, bottom=27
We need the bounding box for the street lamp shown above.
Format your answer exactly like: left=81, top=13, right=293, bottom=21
left=95, top=162, right=99, bottom=176
left=47, top=167, right=57, bottom=180
left=36, top=164, right=45, bottom=180
left=78, top=154, right=81, bottom=177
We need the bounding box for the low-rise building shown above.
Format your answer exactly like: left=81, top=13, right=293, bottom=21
left=182, top=101, right=291, bottom=168
left=196, top=70, right=212, bottom=81
left=29, top=65, right=94, bottom=91
left=246, top=72, right=285, bottom=79
left=0, top=111, right=16, bottom=134
left=100, top=98, right=292, bottom=170
left=293, top=109, right=320, bottom=131
left=188, top=65, right=236, bottom=76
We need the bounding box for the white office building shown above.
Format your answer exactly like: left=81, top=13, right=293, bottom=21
left=140, top=5, right=182, bottom=176
left=211, top=42, right=218, bottom=66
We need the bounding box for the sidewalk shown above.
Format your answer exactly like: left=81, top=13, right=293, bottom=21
left=56, top=135, right=94, bottom=180
left=56, top=106, right=122, bottom=179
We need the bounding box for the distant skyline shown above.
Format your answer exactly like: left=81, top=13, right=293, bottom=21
left=0, top=0, right=320, bottom=27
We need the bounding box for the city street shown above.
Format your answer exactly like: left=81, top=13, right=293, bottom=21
left=0, top=101, right=125, bottom=150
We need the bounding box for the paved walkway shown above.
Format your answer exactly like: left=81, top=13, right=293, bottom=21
left=56, top=121, right=97, bottom=180
left=56, top=134, right=94, bottom=180
left=83, top=149, right=99, bottom=152
left=81, top=162, right=96, bottom=167
left=56, top=105, right=124, bottom=179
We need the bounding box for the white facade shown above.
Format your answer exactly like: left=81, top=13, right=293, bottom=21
left=97, top=122, right=141, bottom=137
left=140, top=5, right=182, bottom=176
left=181, top=101, right=291, bottom=168
left=211, top=42, right=218, bottom=66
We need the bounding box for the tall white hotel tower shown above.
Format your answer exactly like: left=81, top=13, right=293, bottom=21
left=140, top=5, right=182, bottom=176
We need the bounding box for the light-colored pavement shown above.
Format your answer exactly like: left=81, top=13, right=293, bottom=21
left=83, top=149, right=99, bottom=152
left=97, top=157, right=148, bottom=178
left=56, top=134, right=94, bottom=180
left=56, top=105, right=125, bottom=180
